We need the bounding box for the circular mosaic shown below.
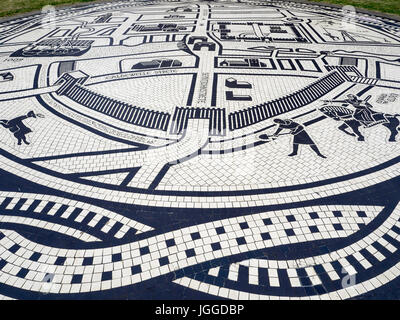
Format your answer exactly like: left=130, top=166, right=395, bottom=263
left=0, top=0, right=400, bottom=300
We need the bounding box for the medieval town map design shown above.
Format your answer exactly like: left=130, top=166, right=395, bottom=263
left=0, top=0, right=400, bottom=300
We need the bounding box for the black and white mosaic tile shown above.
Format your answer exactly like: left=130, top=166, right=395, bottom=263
left=0, top=0, right=400, bottom=300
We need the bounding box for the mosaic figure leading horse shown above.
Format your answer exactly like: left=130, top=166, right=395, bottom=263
left=319, top=105, right=400, bottom=142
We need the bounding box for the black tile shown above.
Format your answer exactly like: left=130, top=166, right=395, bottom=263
left=313, top=264, right=326, bottom=275
left=159, top=256, right=169, bottom=266
left=357, top=211, right=367, bottom=218
left=83, top=257, right=93, bottom=266
left=193, top=264, right=203, bottom=273
left=94, top=216, right=110, bottom=230
left=81, top=211, right=97, bottom=226
left=165, top=238, right=176, bottom=247
left=333, top=211, right=343, bottom=217
left=112, top=253, right=122, bottom=262
left=29, top=252, right=41, bottom=262
left=0, top=259, right=7, bottom=270
left=16, top=268, right=29, bottom=279
left=286, top=215, right=296, bottom=222
left=298, top=275, right=312, bottom=287
left=101, top=271, right=112, bottom=281
left=296, top=268, right=312, bottom=287
left=13, top=199, right=27, bottom=211
left=67, top=208, right=83, bottom=221
left=53, top=204, right=68, bottom=217
left=211, top=242, right=221, bottom=251
left=236, top=237, right=247, bottom=245
left=214, top=277, right=225, bottom=287
left=239, top=222, right=249, bottom=230
left=237, top=265, right=249, bottom=284
left=54, top=257, right=66, bottom=266
left=9, top=244, right=20, bottom=254
left=182, top=266, right=194, bottom=277
left=285, top=228, right=295, bottom=236
left=333, top=223, right=343, bottom=231
left=263, top=218, right=272, bottom=225
left=0, top=198, right=12, bottom=210
left=174, top=269, right=184, bottom=279
left=296, top=268, right=308, bottom=278
left=194, top=273, right=206, bottom=282
left=131, top=265, right=142, bottom=275
left=71, top=274, right=83, bottom=284
left=261, top=232, right=271, bottom=240
left=314, top=285, right=328, bottom=294
left=39, top=202, right=56, bottom=215
left=139, top=246, right=150, bottom=255
left=108, top=222, right=123, bottom=237
left=309, top=212, right=319, bottom=219
left=318, top=245, right=330, bottom=254
left=190, top=232, right=201, bottom=240
left=309, top=225, right=319, bottom=233
left=393, top=225, right=400, bottom=235
left=304, top=286, right=317, bottom=295
left=215, top=226, right=225, bottom=234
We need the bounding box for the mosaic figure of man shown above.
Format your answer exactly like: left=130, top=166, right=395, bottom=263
left=272, top=118, right=326, bottom=158
left=0, top=111, right=44, bottom=145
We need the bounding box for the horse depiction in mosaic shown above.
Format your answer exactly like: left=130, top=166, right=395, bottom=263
left=319, top=105, right=400, bottom=142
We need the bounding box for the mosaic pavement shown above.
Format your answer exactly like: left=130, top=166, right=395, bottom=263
left=0, top=0, right=400, bottom=300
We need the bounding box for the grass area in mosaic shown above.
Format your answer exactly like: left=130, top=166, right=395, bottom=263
left=0, top=0, right=96, bottom=17
left=309, top=0, right=400, bottom=16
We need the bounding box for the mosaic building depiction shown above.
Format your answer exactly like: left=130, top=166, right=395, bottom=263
left=0, top=0, right=399, bottom=300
